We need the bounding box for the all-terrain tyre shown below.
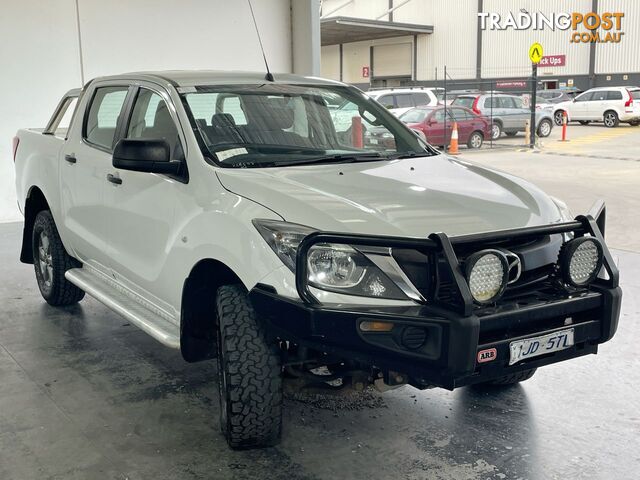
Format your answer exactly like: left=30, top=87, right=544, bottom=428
left=216, top=284, right=282, bottom=449
left=484, top=368, right=537, bottom=386
left=32, top=210, right=85, bottom=306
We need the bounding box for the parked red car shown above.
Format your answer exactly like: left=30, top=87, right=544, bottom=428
left=399, top=106, right=491, bottom=149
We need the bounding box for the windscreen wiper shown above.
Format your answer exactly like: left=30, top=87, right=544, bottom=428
left=273, top=152, right=385, bottom=167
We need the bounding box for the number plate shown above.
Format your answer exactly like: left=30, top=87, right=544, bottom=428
left=509, top=328, right=574, bottom=366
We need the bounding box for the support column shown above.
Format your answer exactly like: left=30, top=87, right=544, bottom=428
left=476, top=0, right=483, bottom=84
left=291, top=0, right=321, bottom=76
left=588, top=0, right=598, bottom=88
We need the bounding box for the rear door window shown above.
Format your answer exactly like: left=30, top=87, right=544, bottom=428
left=84, top=86, right=129, bottom=150
left=377, top=95, right=395, bottom=108
left=411, top=92, right=430, bottom=106
left=574, top=92, right=593, bottom=102
left=450, top=108, right=469, bottom=121
left=499, top=97, right=516, bottom=108
left=590, top=91, right=608, bottom=101
left=395, top=94, right=414, bottom=108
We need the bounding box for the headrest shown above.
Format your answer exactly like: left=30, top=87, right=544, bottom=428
left=211, top=113, right=237, bottom=129
left=153, top=102, right=174, bottom=131
left=265, top=97, right=294, bottom=130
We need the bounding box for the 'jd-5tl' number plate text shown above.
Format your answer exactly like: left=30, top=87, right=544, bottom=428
left=509, top=329, right=574, bottom=366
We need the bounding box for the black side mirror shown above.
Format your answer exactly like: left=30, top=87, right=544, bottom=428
left=112, top=139, right=181, bottom=175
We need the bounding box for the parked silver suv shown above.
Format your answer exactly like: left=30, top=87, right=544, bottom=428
left=452, top=94, right=554, bottom=140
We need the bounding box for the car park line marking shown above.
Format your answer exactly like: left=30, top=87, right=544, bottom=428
left=545, top=129, right=635, bottom=151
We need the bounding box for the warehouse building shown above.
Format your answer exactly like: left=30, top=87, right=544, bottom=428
left=320, top=0, right=640, bottom=91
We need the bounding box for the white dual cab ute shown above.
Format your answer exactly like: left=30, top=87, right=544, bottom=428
left=14, top=71, right=621, bottom=449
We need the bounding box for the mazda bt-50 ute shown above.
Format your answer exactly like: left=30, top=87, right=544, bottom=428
left=13, top=71, right=621, bottom=449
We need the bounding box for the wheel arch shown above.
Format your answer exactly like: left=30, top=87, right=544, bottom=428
left=20, top=186, right=51, bottom=264
left=179, top=258, right=244, bottom=363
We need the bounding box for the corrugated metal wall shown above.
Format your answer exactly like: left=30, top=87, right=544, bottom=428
left=481, top=0, right=592, bottom=79
left=395, top=0, right=478, bottom=81
left=595, top=0, right=640, bottom=74
left=320, top=0, right=639, bottom=84
left=321, top=0, right=388, bottom=20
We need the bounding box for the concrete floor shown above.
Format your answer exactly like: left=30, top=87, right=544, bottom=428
left=2, top=133, right=640, bottom=479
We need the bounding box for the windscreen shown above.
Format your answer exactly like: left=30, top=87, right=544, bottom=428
left=182, top=84, right=435, bottom=168
left=400, top=109, right=428, bottom=123
left=452, top=97, right=475, bottom=109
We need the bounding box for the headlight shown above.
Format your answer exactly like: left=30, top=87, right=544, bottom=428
left=465, top=250, right=509, bottom=304
left=560, top=237, right=603, bottom=287
left=253, top=219, right=315, bottom=271
left=253, top=219, right=407, bottom=300
left=307, top=244, right=406, bottom=299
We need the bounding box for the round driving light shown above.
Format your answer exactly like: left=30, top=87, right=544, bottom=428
left=465, top=250, right=509, bottom=304
left=560, top=237, right=603, bottom=287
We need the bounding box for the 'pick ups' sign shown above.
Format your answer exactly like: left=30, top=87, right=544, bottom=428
left=539, top=55, right=566, bottom=67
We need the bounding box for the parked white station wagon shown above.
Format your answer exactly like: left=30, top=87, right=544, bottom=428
left=552, top=86, right=640, bottom=127
left=13, top=71, right=621, bottom=449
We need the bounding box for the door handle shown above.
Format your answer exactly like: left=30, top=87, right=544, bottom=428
left=106, top=173, right=122, bottom=185
left=64, top=154, right=77, bottom=164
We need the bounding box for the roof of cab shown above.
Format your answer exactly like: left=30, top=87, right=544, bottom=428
left=91, top=70, right=344, bottom=88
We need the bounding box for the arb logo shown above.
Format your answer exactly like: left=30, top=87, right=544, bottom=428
left=477, top=348, right=497, bottom=363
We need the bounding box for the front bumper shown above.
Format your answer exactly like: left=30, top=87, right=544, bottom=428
left=250, top=211, right=621, bottom=390
left=250, top=284, right=621, bottom=390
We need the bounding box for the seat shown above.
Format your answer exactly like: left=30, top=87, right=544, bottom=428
left=146, top=103, right=182, bottom=159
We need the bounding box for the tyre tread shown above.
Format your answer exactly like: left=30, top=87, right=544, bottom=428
left=216, top=284, right=282, bottom=449
left=33, top=211, right=84, bottom=306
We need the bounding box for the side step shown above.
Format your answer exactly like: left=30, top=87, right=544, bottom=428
left=65, top=267, right=180, bottom=349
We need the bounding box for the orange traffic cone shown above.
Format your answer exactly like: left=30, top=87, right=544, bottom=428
left=449, top=122, right=459, bottom=154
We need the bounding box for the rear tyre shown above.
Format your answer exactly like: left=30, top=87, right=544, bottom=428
left=32, top=210, right=85, bottom=306
left=554, top=110, right=565, bottom=126
left=483, top=368, right=537, bottom=386
left=490, top=122, right=502, bottom=140
left=537, top=119, right=553, bottom=138
left=216, top=284, right=282, bottom=449
left=603, top=110, right=619, bottom=128
left=578, top=120, right=591, bottom=125
left=467, top=131, right=484, bottom=149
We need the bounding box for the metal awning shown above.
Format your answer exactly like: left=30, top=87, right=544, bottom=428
left=321, top=16, right=433, bottom=46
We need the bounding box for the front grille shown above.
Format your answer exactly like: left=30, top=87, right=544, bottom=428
left=393, top=234, right=564, bottom=309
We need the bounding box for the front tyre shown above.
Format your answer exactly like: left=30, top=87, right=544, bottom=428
left=32, top=210, right=85, bottom=306
left=216, top=284, right=282, bottom=449
left=537, top=119, right=552, bottom=137
left=554, top=110, right=565, bottom=126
